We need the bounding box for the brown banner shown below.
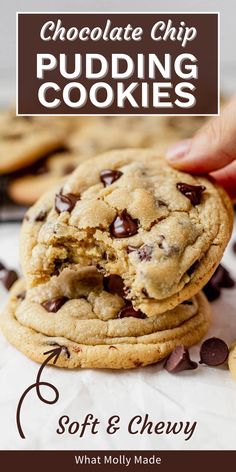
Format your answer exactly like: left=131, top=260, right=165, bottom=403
left=17, top=13, right=218, bottom=115
left=0, top=450, right=235, bottom=471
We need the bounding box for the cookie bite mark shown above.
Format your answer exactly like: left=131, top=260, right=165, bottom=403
left=110, top=210, right=138, bottom=238
left=41, top=296, right=69, bottom=312
left=176, top=183, right=206, bottom=206
left=100, top=169, right=123, bottom=187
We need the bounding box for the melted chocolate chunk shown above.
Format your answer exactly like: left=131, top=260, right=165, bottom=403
left=0, top=269, right=18, bottom=290
left=164, top=345, right=198, bottom=373
left=233, top=241, right=236, bottom=254
left=55, top=192, right=80, bottom=213
left=100, top=169, right=123, bottom=187
left=104, top=275, right=125, bottom=297
left=35, top=211, right=47, bottom=222
left=118, top=304, right=147, bottom=319
left=176, top=182, right=206, bottom=206
left=53, top=258, right=69, bottom=276
left=41, top=296, right=69, bottom=313
left=203, top=264, right=235, bottom=302
left=187, top=260, right=200, bottom=277
left=110, top=210, right=138, bottom=238
left=17, top=291, right=26, bottom=301
left=199, top=337, right=229, bottom=366
left=46, top=341, right=70, bottom=358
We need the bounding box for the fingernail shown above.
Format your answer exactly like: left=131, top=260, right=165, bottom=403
left=166, top=139, right=192, bottom=162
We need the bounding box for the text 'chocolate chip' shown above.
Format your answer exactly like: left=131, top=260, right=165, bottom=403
left=100, top=169, right=123, bottom=187
left=199, top=337, right=229, bottom=366
left=164, top=345, right=198, bottom=373
left=110, top=210, right=138, bottom=238
left=176, top=182, right=206, bottom=206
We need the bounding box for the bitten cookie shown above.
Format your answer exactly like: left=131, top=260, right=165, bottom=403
left=20, top=149, right=233, bottom=315
left=0, top=279, right=211, bottom=369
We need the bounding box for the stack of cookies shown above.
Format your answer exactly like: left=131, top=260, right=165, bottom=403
left=0, top=110, right=206, bottom=208
left=1, top=149, right=233, bottom=369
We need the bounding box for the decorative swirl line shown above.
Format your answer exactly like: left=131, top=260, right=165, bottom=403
left=16, top=347, right=62, bottom=439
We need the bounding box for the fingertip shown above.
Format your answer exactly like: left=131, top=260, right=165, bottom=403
left=165, top=139, right=191, bottom=163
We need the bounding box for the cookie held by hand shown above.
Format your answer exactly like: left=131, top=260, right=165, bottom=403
left=21, top=149, right=233, bottom=315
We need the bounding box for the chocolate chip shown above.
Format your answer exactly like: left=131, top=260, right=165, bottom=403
left=0, top=261, right=6, bottom=271
left=137, top=245, right=153, bottom=262
left=203, top=264, right=235, bottom=302
left=104, top=275, right=125, bottom=297
left=233, top=241, right=236, bottom=254
left=110, top=210, right=138, bottom=238
left=55, top=192, right=80, bottom=213
left=46, top=341, right=70, bottom=358
left=17, top=291, right=26, bottom=301
left=35, top=211, right=47, bottom=222
left=212, top=264, right=235, bottom=289
left=157, top=199, right=167, bottom=207
left=199, top=337, right=229, bottom=366
left=164, top=345, right=198, bottom=373
left=176, top=182, right=206, bottom=206
left=0, top=269, right=18, bottom=290
left=118, top=304, right=147, bottom=319
left=203, top=283, right=221, bottom=302
left=100, top=169, right=123, bottom=187
left=41, top=296, right=69, bottom=312
left=53, top=258, right=70, bottom=276
left=187, top=260, right=200, bottom=277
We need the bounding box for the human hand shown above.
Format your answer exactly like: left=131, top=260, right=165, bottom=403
left=166, top=97, right=236, bottom=200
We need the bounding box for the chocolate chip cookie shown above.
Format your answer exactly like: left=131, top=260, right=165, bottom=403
left=0, top=111, right=68, bottom=174
left=7, top=149, right=86, bottom=206
left=21, top=149, right=233, bottom=315
left=0, top=278, right=211, bottom=369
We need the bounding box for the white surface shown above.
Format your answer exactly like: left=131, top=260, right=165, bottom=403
left=0, top=221, right=236, bottom=450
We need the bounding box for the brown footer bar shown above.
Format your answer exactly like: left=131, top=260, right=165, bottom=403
left=0, top=451, right=235, bottom=471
